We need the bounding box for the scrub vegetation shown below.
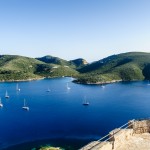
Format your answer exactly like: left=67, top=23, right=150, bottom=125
left=0, top=52, right=150, bottom=84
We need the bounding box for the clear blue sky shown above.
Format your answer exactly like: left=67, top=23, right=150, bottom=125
left=0, top=0, right=150, bottom=62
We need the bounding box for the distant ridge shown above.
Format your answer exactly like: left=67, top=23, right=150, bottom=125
left=36, top=55, right=69, bottom=65
left=0, top=52, right=150, bottom=84
left=69, top=58, right=88, bottom=67
left=36, top=55, right=88, bottom=68
left=76, top=52, right=150, bottom=84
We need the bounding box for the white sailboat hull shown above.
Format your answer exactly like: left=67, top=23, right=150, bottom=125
left=5, top=90, right=9, bottom=98
left=83, top=102, right=89, bottom=106
left=22, top=106, right=29, bottom=111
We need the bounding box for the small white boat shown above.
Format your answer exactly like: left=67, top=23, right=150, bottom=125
left=46, top=87, right=51, bottom=92
left=16, top=83, right=21, bottom=91
left=82, top=96, right=89, bottom=106
left=0, top=98, right=3, bottom=107
left=22, top=99, right=29, bottom=111
left=101, top=84, right=105, bottom=88
left=83, top=102, right=89, bottom=106
left=67, top=83, right=71, bottom=90
left=5, top=90, right=9, bottom=98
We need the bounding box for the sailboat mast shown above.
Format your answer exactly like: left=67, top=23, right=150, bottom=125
left=24, top=99, right=25, bottom=107
left=84, top=96, right=86, bottom=103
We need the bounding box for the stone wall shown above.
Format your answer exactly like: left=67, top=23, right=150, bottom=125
left=132, top=120, right=150, bottom=134
left=109, top=129, right=133, bottom=149
left=80, top=119, right=150, bottom=150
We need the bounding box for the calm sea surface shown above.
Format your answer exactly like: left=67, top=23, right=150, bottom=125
left=0, top=77, right=150, bottom=149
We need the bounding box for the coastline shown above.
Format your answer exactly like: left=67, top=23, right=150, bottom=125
left=0, top=77, right=46, bottom=82
left=0, top=76, right=145, bottom=85
left=73, top=79, right=123, bottom=85
left=0, top=75, right=75, bottom=83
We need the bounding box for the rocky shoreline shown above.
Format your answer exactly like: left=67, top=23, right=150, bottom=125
left=73, top=79, right=123, bottom=85
left=39, top=146, right=63, bottom=150
left=0, top=76, right=144, bottom=85
left=0, top=77, right=45, bottom=82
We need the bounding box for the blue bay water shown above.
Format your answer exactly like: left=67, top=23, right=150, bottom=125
left=0, top=78, right=150, bottom=149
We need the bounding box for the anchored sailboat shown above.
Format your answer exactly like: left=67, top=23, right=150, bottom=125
left=16, top=83, right=21, bottom=91
left=46, top=87, right=51, bottom=92
left=22, top=99, right=29, bottom=111
left=0, top=98, right=3, bottom=107
left=101, top=84, right=105, bottom=88
left=5, top=90, right=9, bottom=98
left=82, top=96, right=89, bottom=106
left=67, top=83, right=71, bottom=90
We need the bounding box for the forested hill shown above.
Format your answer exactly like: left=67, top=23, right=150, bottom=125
left=36, top=55, right=88, bottom=68
left=0, top=55, right=85, bottom=81
left=75, top=52, right=150, bottom=84
left=0, top=52, right=150, bottom=84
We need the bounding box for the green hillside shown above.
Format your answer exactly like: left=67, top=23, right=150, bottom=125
left=36, top=64, right=78, bottom=78
left=36, top=55, right=71, bottom=66
left=76, top=52, right=150, bottom=84
left=36, top=55, right=87, bottom=69
left=0, top=52, right=150, bottom=83
left=69, top=58, right=88, bottom=68
left=0, top=55, right=78, bottom=81
left=0, top=55, right=43, bottom=81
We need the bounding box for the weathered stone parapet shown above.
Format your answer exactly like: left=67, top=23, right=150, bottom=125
left=128, top=120, right=134, bottom=129
left=109, top=129, right=133, bottom=149
left=80, top=119, right=150, bottom=150
left=132, top=119, right=150, bottom=134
